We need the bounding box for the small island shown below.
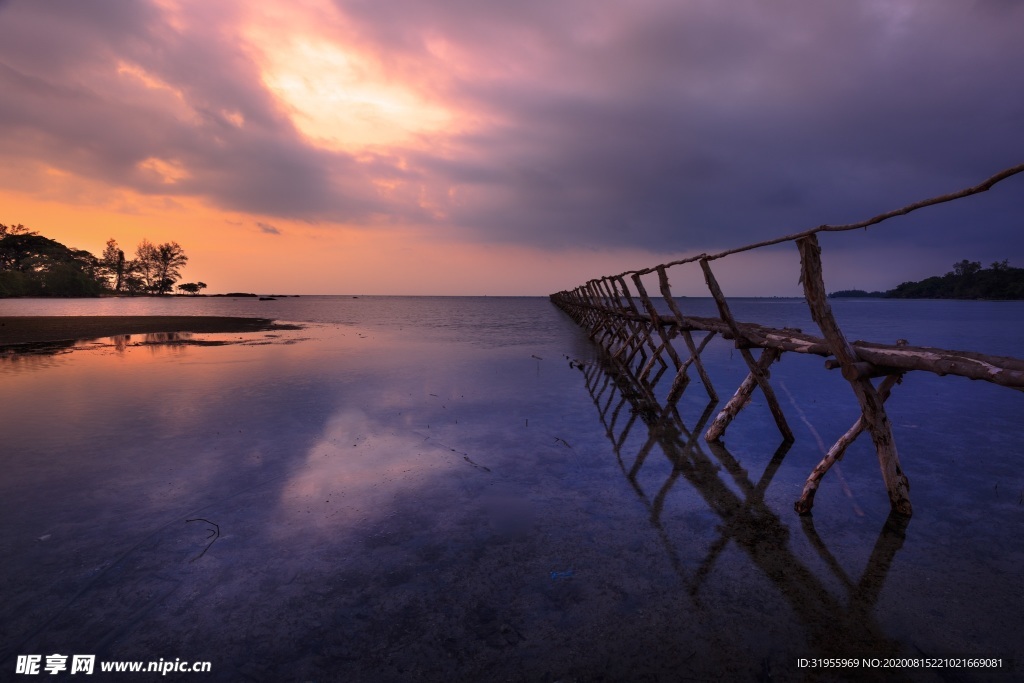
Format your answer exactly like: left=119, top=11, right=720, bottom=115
left=831, top=259, right=1024, bottom=300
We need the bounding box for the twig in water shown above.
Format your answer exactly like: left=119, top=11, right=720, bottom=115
left=185, top=518, right=221, bottom=562
left=463, top=456, right=491, bottom=472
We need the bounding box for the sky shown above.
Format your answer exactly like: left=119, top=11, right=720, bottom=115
left=0, top=0, right=1022, bottom=296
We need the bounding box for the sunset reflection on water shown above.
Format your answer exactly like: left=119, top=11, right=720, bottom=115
left=1, top=299, right=1022, bottom=680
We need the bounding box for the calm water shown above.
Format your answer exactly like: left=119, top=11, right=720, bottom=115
left=1, top=296, right=1022, bottom=681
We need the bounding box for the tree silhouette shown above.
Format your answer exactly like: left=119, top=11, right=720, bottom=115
left=1, top=225, right=198, bottom=298
left=951, top=259, right=982, bottom=277
left=136, top=240, right=188, bottom=294
left=100, top=238, right=126, bottom=292
left=176, top=281, right=207, bottom=295
left=0, top=231, right=104, bottom=296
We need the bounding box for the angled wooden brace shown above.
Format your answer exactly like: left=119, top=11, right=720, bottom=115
left=700, top=259, right=794, bottom=442
left=614, top=275, right=661, bottom=370
left=629, top=273, right=683, bottom=390
left=797, top=235, right=912, bottom=516
left=657, top=265, right=719, bottom=402
left=704, top=348, right=784, bottom=441
left=595, top=277, right=635, bottom=358
left=795, top=373, right=903, bottom=514
left=630, top=272, right=686, bottom=370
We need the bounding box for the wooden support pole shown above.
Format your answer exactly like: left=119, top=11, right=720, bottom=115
left=639, top=340, right=671, bottom=382
left=657, top=266, right=719, bottom=402
left=797, top=235, right=912, bottom=516
left=661, top=331, right=718, bottom=408
left=700, top=259, right=794, bottom=442
left=704, top=348, right=783, bottom=442
left=613, top=276, right=657, bottom=368
left=596, top=278, right=625, bottom=359
left=586, top=280, right=616, bottom=346
left=631, top=273, right=686, bottom=371
left=795, top=374, right=902, bottom=515
left=597, top=277, right=634, bottom=358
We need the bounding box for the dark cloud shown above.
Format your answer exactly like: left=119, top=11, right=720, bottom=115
left=0, top=0, right=403, bottom=221
left=1, top=0, right=1022, bottom=281
left=360, top=1, right=1023, bottom=258
left=256, top=221, right=281, bottom=235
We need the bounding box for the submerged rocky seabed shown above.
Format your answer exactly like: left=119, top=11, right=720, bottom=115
left=1, top=297, right=1022, bottom=681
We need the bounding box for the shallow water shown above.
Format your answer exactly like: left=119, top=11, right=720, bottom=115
left=1, top=297, right=1022, bottom=680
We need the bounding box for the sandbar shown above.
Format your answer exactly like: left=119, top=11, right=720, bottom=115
left=0, top=315, right=298, bottom=347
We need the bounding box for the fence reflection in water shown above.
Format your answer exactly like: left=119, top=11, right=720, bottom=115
left=579, top=347, right=912, bottom=658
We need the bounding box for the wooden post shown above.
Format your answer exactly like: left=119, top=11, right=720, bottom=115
left=586, top=280, right=616, bottom=347
left=612, top=276, right=658, bottom=368
left=597, top=277, right=634, bottom=359
left=794, top=374, right=902, bottom=514
left=657, top=266, right=719, bottom=402
left=663, top=331, right=717, bottom=407
left=700, top=259, right=794, bottom=442
left=797, top=235, right=912, bottom=516
left=705, top=348, right=783, bottom=441
left=631, top=273, right=685, bottom=368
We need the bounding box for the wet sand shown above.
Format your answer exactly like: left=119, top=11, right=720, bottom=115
left=0, top=315, right=296, bottom=347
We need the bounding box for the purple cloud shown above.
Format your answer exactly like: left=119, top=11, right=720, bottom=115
left=0, top=0, right=1022, bottom=282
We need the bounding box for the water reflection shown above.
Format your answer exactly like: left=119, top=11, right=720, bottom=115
left=581, top=350, right=910, bottom=658
left=0, top=330, right=305, bottom=373
left=0, top=339, right=78, bottom=368
left=3, top=306, right=1017, bottom=677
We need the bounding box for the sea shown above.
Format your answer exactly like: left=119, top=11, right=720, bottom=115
left=1, top=295, right=1021, bottom=681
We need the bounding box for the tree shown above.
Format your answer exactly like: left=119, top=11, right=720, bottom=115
left=951, top=259, right=982, bottom=278
left=135, top=239, right=188, bottom=294
left=888, top=259, right=1024, bottom=299
left=154, top=242, right=188, bottom=294
left=0, top=230, right=104, bottom=296
left=100, top=238, right=126, bottom=292
left=122, top=269, right=145, bottom=294
left=176, top=281, right=207, bottom=295
left=0, top=223, right=36, bottom=238
left=135, top=239, right=160, bottom=292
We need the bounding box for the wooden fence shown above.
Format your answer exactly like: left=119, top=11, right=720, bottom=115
left=550, top=163, right=1024, bottom=516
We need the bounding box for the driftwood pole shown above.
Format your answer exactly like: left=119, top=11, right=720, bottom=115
left=700, top=259, right=794, bottom=442
left=705, top=348, right=784, bottom=442
left=631, top=273, right=685, bottom=372
left=794, top=373, right=903, bottom=514
left=612, top=276, right=660, bottom=368
left=657, top=266, right=719, bottom=402
left=598, top=277, right=636, bottom=360
left=797, top=235, right=912, bottom=516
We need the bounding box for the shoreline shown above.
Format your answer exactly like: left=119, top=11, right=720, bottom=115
left=0, top=315, right=299, bottom=347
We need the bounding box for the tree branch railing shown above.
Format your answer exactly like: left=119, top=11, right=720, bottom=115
left=550, top=163, right=1024, bottom=517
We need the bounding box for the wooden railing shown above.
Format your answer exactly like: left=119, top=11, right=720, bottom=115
left=550, top=164, right=1024, bottom=516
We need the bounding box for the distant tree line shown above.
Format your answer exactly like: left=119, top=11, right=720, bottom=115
left=830, top=259, right=1024, bottom=300
left=0, top=223, right=205, bottom=298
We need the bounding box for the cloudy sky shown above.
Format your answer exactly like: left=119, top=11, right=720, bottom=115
left=1, top=0, right=1021, bottom=295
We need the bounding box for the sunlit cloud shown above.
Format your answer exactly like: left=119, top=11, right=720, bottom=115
left=0, top=0, right=1021, bottom=294
left=255, top=37, right=452, bottom=150
left=137, top=157, right=190, bottom=185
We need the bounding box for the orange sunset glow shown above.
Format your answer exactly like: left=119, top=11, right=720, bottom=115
left=1, top=0, right=1021, bottom=295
